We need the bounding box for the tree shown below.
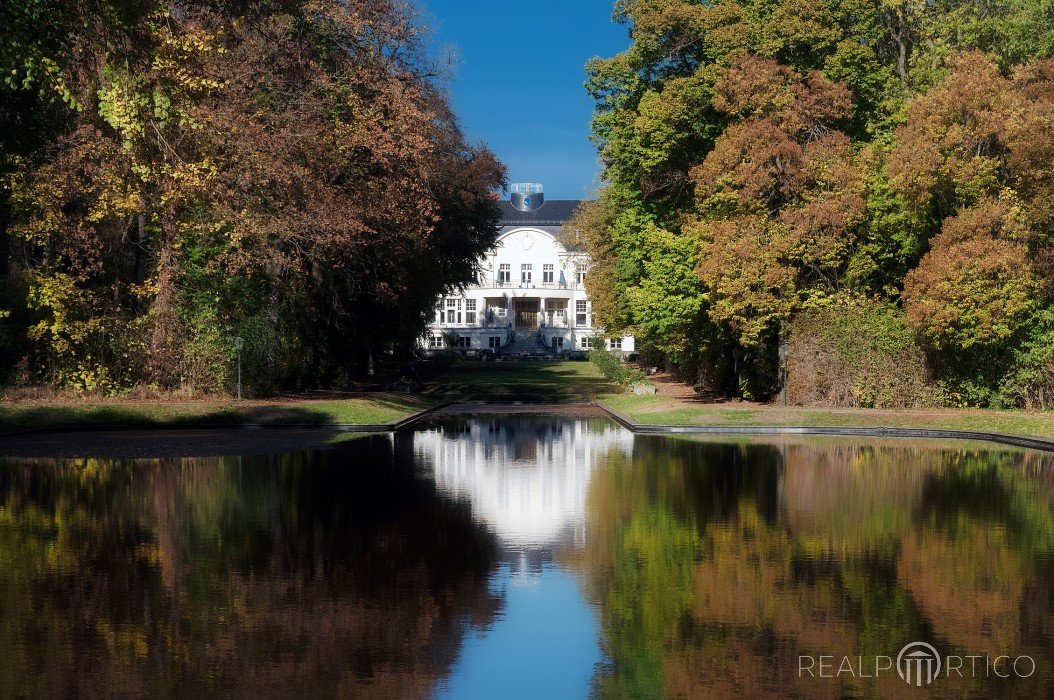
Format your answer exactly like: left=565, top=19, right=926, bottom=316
left=581, top=0, right=889, bottom=389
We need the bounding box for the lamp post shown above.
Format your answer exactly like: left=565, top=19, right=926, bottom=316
left=234, top=336, right=245, bottom=400
left=778, top=335, right=788, bottom=407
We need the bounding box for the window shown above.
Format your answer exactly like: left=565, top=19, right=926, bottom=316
left=545, top=300, right=563, bottom=325
left=497, top=306, right=507, bottom=318
left=576, top=300, right=588, bottom=326
left=521, top=264, right=532, bottom=284
left=608, top=337, right=622, bottom=350
left=551, top=336, right=563, bottom=349
left=576, top=263, right=587, bottom=286
left=498, top=264, right=510, bottom=284
left=466, top=299, right=477, bottom=325
left=445, top=298, right=462, bottom=324
left=456, top=335, right=471, bottom=348
left=543, top=264, right=554, bottom=284
left=580, top=336, right=591, bottom=349
left=489, top=335, right=502, bottom=349
left=429, top=334, right=443, bottom=349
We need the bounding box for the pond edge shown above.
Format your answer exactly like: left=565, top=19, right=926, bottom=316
left=4, top=400, right=1053, bottom=455
left=591, top=403, right=1054, bottom=454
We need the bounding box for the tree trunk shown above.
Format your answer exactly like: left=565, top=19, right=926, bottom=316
left=0, top=192, right=9, bottom=279
left=135, top=212, right=146, bottom=284
left=149, top=214, right=182, bottom=387
left=889, top=13, right=910, bottom=83
left=897, top=36, right=909, bottom=83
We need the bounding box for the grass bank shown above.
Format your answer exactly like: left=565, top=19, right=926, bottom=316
left=0, top=394, right=432, bottom=432
left=600, top=394, right=1054, bottom=439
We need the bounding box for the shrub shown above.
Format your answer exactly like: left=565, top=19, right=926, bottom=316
left=590, top=348, right=648, bottom=386
left=1000, top=313, right=1054, bottom=410
left=176, top=305, right=230, bottom=395
left=932, top=350, right=1009, bottom=408
left=786, top=296, right=940, bottom=408
left=738, top=337, right=781, bottom=402
left=233, top=314, right=283, bottom=395
left=429, top=347, right=461, bottom=372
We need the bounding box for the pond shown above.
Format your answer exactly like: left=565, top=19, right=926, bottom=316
left=1, top=416, right=1053, bottom=698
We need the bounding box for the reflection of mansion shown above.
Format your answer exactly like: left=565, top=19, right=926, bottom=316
left=414, top=418, right=634, bottom=549
left=423, top=184, right=635, bottom=355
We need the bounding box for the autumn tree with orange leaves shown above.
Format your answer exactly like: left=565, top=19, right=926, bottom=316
left=0, top=0, right=504, bottom=392
left=691, top=55, right=864, bottom=345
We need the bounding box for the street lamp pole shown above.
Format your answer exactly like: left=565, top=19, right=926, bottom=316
left=234, top=336, right=244, bottom=400
left=779, top=335, right=788, bottom=407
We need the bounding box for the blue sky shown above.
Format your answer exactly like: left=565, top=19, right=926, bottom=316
left=416, top=0, right=629, bottom=200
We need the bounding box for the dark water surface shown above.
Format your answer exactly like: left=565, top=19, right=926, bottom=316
left=1, top=416, right=1053, bottom=698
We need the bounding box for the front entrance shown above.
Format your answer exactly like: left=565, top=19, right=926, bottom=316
left=514, top=299, right=539, bottom=328
left=515, top=310, right=538, bottom=328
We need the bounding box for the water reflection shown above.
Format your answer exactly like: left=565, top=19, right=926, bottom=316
left=0, top=436, right=501, bottom=697
left=584, top=437, right=1054, bottom=698
left=414, top=417, right=632, bottom=697
left=414, top=417, right=633, bottom=550
left=1, top=421, right=1053, bottom=698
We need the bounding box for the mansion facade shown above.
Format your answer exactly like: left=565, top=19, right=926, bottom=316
left=423, top=184, right=635, bottom=355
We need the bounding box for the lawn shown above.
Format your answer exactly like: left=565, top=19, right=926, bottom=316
left=600, top=394, right=1054, bottom=439
left=423, top=360, right=618, bottom=403
left=7, top=358, right=1054, bottom=442
left=0, top=393, right=433, bottom=432
left=0, top=361, right=614, bottom=432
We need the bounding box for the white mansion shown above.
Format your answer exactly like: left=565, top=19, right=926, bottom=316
left=424, top=184, right=635, bottom=355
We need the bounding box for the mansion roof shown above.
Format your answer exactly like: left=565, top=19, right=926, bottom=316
left=498, top=199, right=583, bottom=226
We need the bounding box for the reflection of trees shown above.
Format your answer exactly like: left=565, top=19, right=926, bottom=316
left=896, top=450, right=1054, bottom=691
left=581, top=436, right=1054, bottom=698
left=898, top=526, right=1023, bottom=652
left=782, top=443, right=926, bottom=553
left=0, top=435, right=500, bottom=697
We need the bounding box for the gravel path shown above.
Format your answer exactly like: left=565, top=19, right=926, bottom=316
left=435, top=403, right=605, bottom=416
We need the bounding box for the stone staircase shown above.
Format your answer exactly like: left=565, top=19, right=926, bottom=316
left=496, top=329, right=558, bottom=358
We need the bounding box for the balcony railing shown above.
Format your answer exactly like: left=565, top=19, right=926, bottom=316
left=487, top=278, right=585, bottom=290
left=434, top=318, right=509, bottom=329
left=430, top=316, right=584, bottom=330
